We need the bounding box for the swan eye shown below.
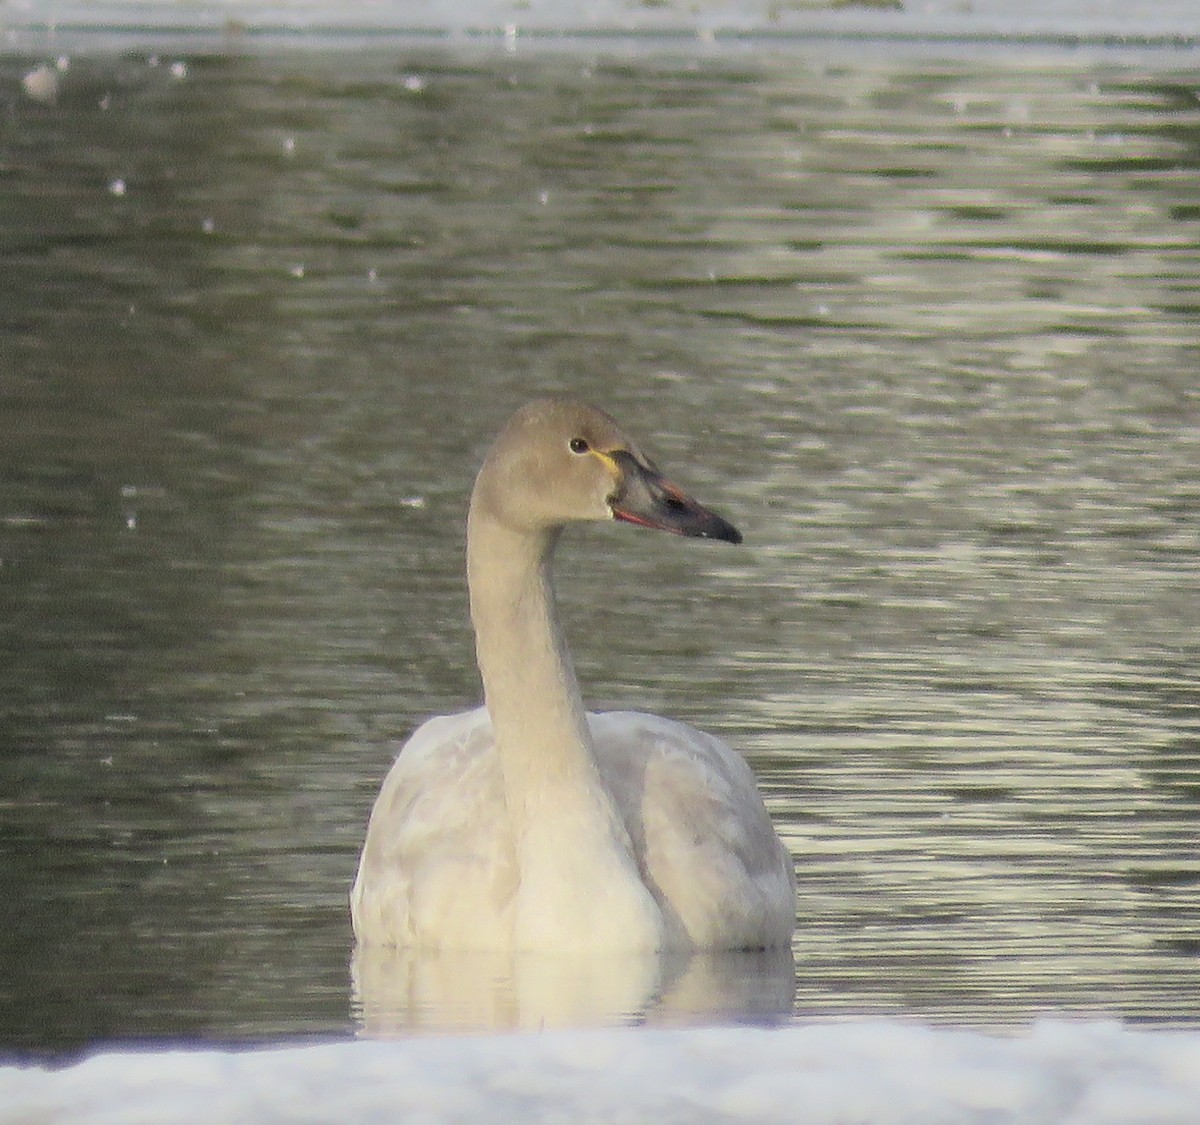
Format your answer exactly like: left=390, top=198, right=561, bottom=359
left=568, top=437, right=589, bottom=455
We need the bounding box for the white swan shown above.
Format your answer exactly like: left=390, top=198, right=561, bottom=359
left=351, top=399, right=795, bottom=952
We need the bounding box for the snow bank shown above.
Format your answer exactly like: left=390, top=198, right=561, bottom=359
left=16, top=0, right=1200, bottom=41
left=4, top=1019, right=1200, bottom=1125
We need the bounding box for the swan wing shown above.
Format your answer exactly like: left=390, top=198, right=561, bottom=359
left=590, top=711, right=796, bottom=949
left=351, top=707, right=516, bottom=947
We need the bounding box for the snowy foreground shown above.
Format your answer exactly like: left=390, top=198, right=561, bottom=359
left=5, top=1019, right=1200, bottom=1125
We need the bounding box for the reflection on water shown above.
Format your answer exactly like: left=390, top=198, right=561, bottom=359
left=1, top=41, right=1199, bottom=1052
left=353, top=947, right=795, bottom=1032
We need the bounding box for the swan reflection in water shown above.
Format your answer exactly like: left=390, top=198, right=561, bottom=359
left=352, top=945, right=796, bottom=1034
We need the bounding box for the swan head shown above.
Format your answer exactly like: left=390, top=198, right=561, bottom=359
left=471, top=398, right=742, bottom=545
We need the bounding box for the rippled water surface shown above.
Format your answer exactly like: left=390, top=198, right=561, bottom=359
left=2, top=40, right=1199, bottom=1052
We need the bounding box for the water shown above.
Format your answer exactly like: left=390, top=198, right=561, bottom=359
left=1, top=39, right=1198, bottom=1054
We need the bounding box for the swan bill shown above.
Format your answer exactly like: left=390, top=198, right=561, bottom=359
left=607, top=450, right=742, bottom=545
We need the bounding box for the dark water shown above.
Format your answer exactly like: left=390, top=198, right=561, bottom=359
left=1, top=40, right=1199, bottom=1053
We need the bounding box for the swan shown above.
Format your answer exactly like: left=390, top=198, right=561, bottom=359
left=351, top=398, right=796, bottom=953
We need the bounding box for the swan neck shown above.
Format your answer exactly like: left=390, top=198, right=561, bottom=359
left=466, top=511, right=592, bottom=786
left=463, top=484, right=666, bottom=951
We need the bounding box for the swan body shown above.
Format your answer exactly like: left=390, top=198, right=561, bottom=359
left=351, top=399, right=795, bottom=952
